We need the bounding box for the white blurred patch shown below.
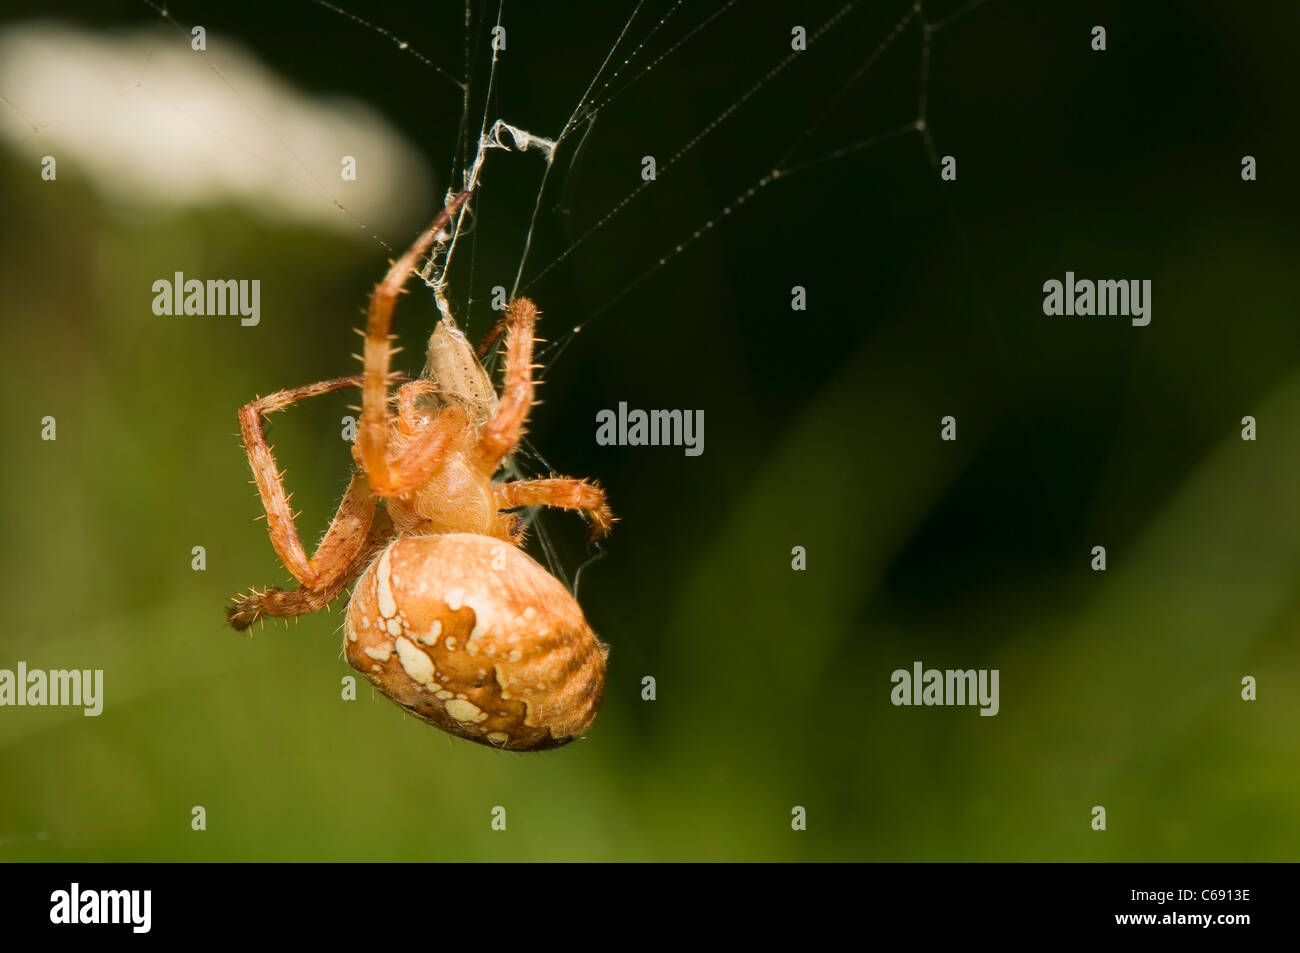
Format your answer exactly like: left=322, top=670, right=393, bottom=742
left=0, top=21, right=432, bottom=233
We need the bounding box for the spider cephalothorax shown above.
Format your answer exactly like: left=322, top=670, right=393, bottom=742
left=226, top=193, right=615, bottom=750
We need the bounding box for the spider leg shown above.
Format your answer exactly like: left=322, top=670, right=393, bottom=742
left=237, top=376, right=378, bottom=588
left=475, top=312, right=507, bottom=359
left=495, top=477, right=615, bottom=541
left=358, top=192, right=470, bottom=496
left=394, top=379, right=438, bottom=437
left=377, top=403, right=469, bottom=498
left=371, top=378, right=466, bottom=496
left=228, top=509, right=394, bottom=630
left=475, top=296, right=540, bottom=470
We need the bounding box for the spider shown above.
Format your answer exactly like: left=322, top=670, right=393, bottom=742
left=226, top=192, right=615, bottom=751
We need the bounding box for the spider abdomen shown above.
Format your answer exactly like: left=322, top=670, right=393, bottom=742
left=344, top=534, right=608, bottom=751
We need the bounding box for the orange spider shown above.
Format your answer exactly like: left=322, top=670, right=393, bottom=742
left=226, top=193, right=615, bottom=750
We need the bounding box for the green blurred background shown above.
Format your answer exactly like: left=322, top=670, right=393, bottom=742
left=1, top=0, right=1297, bottom=860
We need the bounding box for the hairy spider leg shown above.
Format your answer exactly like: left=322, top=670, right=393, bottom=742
left=475, top=296, right=540, bottom=470
left=358, top=191, right=470, bottom=496
left=494, top=478, right=615, bottom=540
left=477, top=298, right=615, bottom=539
left=238, top=375, right=378, bottom=588
left=228, top=507, right=394, bottom=630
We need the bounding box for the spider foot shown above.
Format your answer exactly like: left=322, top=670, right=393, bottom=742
left=226, top=588, right=269, bottom=631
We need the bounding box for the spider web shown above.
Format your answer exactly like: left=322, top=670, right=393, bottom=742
left=80, top=0, right=996, bottom=591
left=374, top=0, right=993, bottom=589
left=320, top=0, right=993, bottom=591
left=391, top=0, right=996, bottom=365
